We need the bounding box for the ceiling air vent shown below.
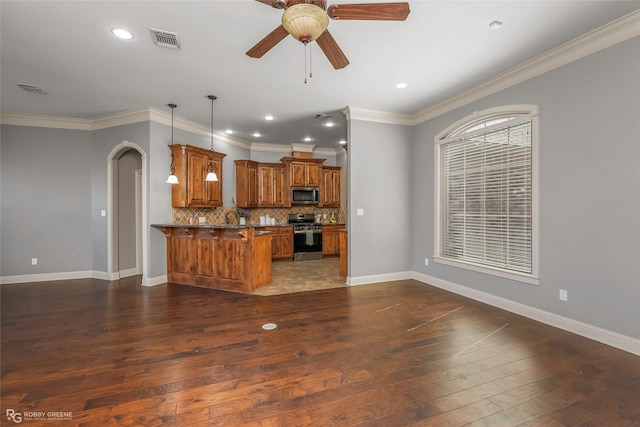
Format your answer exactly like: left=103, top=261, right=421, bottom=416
left=149, top=28, right=181, bottom=49
left=16, top=84, right=48, bottom=94
left=314, top=113, right=332, bottom=120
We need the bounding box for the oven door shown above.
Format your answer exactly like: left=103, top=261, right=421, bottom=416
left=293, top=230, right=322, bottom=254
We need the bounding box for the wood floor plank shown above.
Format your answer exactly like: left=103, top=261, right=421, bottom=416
left=2, top=276, right=639, bottom=426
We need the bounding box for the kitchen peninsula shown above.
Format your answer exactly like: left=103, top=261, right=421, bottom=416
left=152, top=224, right=272, bottom=294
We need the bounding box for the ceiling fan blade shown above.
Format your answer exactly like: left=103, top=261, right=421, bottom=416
left=254, top=0, right=286, bottom=8
left=315, top=30, right=349, bottom=69
left=246, top=25, right=289, bottom=58
left=327, top=2, right=410, bottom=20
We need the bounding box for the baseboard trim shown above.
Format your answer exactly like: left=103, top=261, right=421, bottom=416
left=119, top=268, right=139, bottom=279
left=142, top=275, right=167, bottom=287
left=1, top=270, right=95, bottom=284
left=348, top=271, right=413, bottom=286
left=0, top=270, right=165, bottom=288
left=413, top=271, right=640, bottom=356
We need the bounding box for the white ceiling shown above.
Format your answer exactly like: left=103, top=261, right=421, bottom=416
left=1, top=1, right=639, bottom=149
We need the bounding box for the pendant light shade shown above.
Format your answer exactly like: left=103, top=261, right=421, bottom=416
left=166, top=103, right=179, bottom=184
left=205, top=95, right=219, bottom=182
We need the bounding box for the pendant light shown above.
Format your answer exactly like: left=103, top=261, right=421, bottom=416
left=166, top=103, right=179, bottom=184
left=205, top=95, right=219, bottom=182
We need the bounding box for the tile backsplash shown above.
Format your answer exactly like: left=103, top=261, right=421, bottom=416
left=172, top=205, right=346, bottom=225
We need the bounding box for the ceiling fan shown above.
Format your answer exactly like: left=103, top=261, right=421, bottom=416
left=246, top=0, right=410, bottom=69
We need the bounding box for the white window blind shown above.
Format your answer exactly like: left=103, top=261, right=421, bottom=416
left=440, top=117, right=533, bottom=275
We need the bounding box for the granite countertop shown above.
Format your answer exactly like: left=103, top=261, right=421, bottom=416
left=151, top=222, right=345, bottom=229
left=152, top=223, right=257, bottom=229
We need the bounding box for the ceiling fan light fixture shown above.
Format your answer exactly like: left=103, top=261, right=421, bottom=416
left=282, top=3, right=329, bottom=44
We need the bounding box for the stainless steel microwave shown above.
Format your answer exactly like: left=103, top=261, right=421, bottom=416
left=291, top=187, right=319, bottom=205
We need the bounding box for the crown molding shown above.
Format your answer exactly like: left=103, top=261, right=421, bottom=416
left=411, top=8, right=640, bottom=124
left=91, top=108, right=153, bottom=130
left=343, top=106, right=413, bottom=125
left=250, top=142, right=292, bottom=153
left=290, top=144, right=315, bottom=153
left=314, top=146, right=342, bottom=156
left=0, top=112, right=92, bottom=130
left=346, top=9, right=640, bottom=127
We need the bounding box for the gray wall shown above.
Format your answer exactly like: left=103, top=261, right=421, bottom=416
left=411, top=37, right=640, bottom=339
left=1, top=125, right=93, bottom=276
left=349, top=119, right=413, bottom=277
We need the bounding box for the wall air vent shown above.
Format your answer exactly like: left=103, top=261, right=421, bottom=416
left=16, top=84, right=48, bottom=94
left=149, top=28, right=181, bottom=49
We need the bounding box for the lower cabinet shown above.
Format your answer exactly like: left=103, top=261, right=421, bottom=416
left=322, top=224, right=341, bottom=256
left=259, top=226, right=293, bottom=260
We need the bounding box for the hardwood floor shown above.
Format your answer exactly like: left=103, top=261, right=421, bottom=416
left=2, top=277, right=639, bottom=426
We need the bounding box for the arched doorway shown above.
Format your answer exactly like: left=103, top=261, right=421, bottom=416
left=107, top=140, right=148, bottom=285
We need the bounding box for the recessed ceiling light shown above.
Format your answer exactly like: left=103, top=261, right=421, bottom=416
left=395, top=82, right=407, bottom=89
left=225, top=129, right=233, bottom=134
left=304, top=137, right=312, bottom=142
left=111, top=28, right=133, bottom=40
left=253, top=132, right=261, bottom=137
left=339, top=140, right=347, bottom=145
left=489, top=21, right=503, bottom=30
left=324, top=121, right=335, bottom=127
left=264, top=115, right=274, bottom=121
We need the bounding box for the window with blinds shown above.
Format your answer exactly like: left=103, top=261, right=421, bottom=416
left=434, top=106, right=539, bottom=284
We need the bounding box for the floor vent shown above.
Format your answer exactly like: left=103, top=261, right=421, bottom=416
left=149, top=28, right=181, bottom=49
left=16, top=84, right=48, bottom=94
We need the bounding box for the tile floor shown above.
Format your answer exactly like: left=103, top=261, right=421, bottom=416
left=253, top=257, right=346, bottom=296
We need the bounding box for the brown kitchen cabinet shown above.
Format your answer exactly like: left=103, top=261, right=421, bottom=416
left=235, top=160, right=259, bottom=207
left=322, top=224, right=341, bottom=256
left=321, top=166, right=341, bottom=207
left=282, top=157, right=325, bottom=188
left=258, top=163, right=287, bottom=207
left=169, top=144, right=226, bottom=208
left=259, top=226, right=293, bottom=260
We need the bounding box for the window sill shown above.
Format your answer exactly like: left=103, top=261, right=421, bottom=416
left=433, top=256, right=539, bottom=285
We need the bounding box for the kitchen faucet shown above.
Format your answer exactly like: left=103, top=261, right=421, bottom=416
left=225, top=210, right=238, bottom=224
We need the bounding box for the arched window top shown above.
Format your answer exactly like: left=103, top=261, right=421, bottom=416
left=437, top=105, right=538, bottom=144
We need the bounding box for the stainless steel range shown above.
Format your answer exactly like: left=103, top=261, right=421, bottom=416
left=288, top=213, right=323, bottom=261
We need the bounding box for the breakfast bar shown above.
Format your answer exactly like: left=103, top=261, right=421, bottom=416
left=152, top=224, right=273, bottom=294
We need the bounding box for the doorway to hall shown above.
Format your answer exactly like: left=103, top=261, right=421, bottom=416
left=108, top=141, right=147, bottom=283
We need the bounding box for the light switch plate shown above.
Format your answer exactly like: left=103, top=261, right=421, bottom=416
left=357, top=208, right=364, bottom=216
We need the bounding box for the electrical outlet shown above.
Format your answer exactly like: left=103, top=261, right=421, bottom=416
left=31, top=258, right=38, bottom=265
left=424, top=258, right=429, bottom=266
left=559, top=289, right=568, bottom=301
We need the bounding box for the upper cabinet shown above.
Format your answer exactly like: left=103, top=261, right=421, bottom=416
left=169, top=144, right=226, bottom=208
left=235, top=160, right=259, bottom=208
left=282, top=157, right=325, bottom=188
left=235, top=154, right=341, bottom=209
left=258, top=163, right=287, bottom=207
left=321, top=166, right=341, bottom=207
left=236, top=160, right=287, bottom=208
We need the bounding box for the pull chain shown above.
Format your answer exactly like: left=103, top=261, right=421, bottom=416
left=304, top=43, right=308, bottom=84
left=303, top=42, right=313, bottom=84
left=309, top=42, right=313, bottom=79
